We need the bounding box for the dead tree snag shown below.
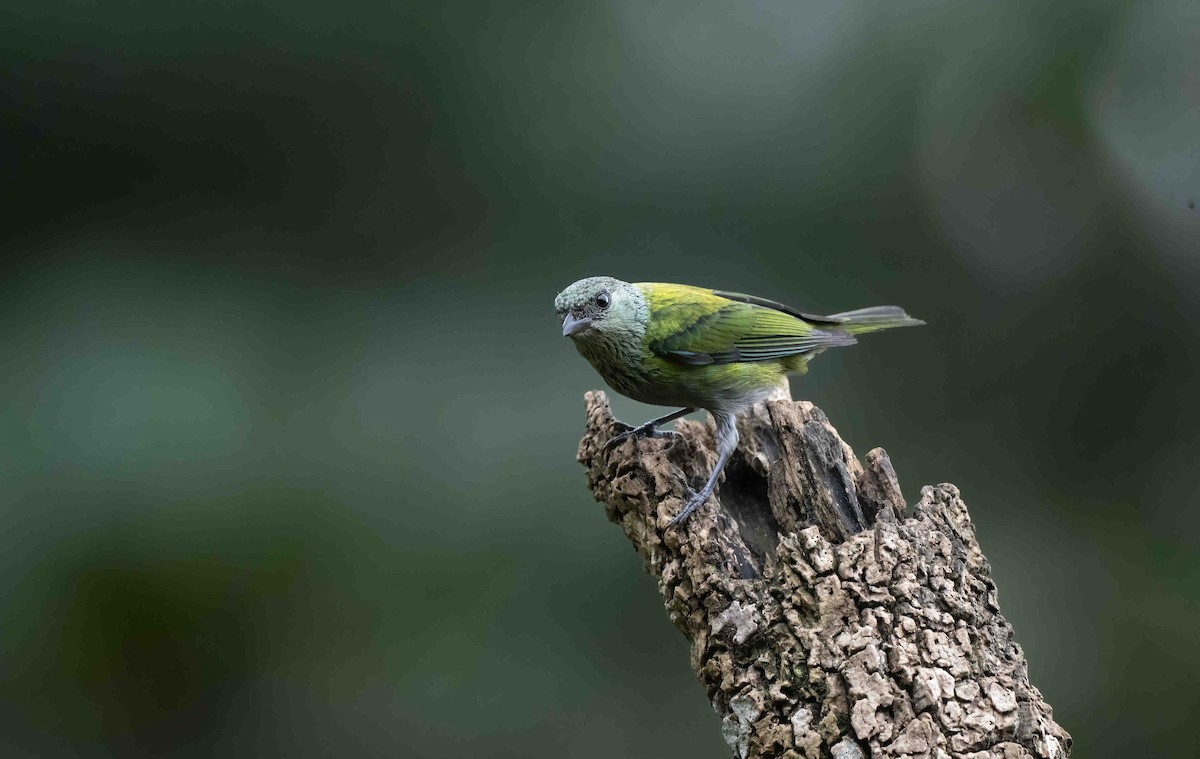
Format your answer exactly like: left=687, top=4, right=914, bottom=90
left=577, top=390, right=1071, bottom=759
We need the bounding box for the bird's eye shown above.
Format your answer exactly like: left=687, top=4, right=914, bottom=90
left=595, top=292, right=610, bottom=309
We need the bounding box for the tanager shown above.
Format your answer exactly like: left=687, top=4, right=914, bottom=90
left=555, top=276, right=923, bottom=527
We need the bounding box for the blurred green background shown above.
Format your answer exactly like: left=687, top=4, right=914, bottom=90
left=2, top=1, right=1197, bottom=756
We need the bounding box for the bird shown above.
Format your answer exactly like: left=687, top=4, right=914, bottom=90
left=555, top=276, right=923, bottom=528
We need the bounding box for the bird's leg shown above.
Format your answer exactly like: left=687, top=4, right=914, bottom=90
left=604, top=407, right=695, bottom=451
left=668, top=412, right=738, bottom=527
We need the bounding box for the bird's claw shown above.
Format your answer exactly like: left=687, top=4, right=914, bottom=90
left=603, top=422, right=681, bottom=451
left=667, top=486, right=709, bottom=528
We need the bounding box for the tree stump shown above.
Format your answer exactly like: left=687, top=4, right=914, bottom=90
left=577, top=390, right=1071, bottom=759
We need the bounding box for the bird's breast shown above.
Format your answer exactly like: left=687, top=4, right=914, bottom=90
left=575, top=335, right=661, bottom=403
left=576, top=333, right=790, bottom=411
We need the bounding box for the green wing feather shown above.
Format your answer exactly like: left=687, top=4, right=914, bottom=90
left=711, top=289, right=844, bottom=326
left=638, top=283, right=856, bottom=365
left=715, top=290, right=924, bottom=334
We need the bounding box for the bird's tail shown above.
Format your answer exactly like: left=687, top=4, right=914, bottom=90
left=826, top=306, right=924, bottom=336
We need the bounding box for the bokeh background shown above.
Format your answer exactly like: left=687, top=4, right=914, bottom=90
left=2, top=1, right=1198, bottom=756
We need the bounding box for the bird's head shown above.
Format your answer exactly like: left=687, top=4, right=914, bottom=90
left=554, top=276, right=646, bottom=342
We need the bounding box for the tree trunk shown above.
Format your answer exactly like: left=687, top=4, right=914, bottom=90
left=577, top=389, right=1072, bottom=759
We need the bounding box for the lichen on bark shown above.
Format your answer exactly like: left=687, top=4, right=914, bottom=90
left=577, top=390, right=1071, bottom=759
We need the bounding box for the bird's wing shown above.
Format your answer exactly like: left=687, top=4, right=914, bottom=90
left=638, top=283, right=856, bottom=366
left=710, top=289, right=845, bottom=326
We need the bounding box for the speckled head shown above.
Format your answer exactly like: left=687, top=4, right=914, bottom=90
left=554, top=276, right=646, bottom=341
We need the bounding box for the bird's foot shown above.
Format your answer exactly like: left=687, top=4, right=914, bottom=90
left=667, top=486, right=710, bottom=528
left=604, top=420, right=682, bottom=451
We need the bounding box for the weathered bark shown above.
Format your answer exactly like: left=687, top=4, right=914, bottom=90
left=577, top=389, right=1071, bottom=759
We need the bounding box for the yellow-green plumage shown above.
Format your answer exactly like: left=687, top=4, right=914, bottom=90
left=554, top=276, right=922, bottom=527
left=636, top=282, right=846, bottom=411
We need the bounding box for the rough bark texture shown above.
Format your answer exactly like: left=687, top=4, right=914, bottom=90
left=578, top=389, right=1071, bottom=759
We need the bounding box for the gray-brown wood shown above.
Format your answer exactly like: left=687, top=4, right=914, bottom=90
left=577, top=390, right=1071, bottom=759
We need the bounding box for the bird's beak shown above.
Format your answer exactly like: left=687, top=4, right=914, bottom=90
left=562, top=313, right=591, bottom=337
